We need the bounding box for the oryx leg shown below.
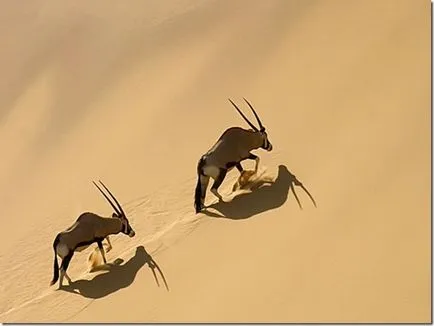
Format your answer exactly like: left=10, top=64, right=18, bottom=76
left=228, top=162, right=245, bottom=192
left=97, top=240, right=108, bottom=264
left=247, top=153, right=260, bottom=173
left=196, top=174, right=210, bottom=211
left=210, top=168, right=227, bottom=202
left=200, top=175, right=210, bottom=202
left=59, top=252, right=74, bottom=289
left=105, top=236, right=112, bottom=253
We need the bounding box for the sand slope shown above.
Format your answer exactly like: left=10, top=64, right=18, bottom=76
left=0, top=0, right=430, bottom=323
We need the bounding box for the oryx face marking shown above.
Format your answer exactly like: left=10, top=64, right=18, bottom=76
left=121, top=217, right=135, bottom=237
left=260, top=130, right=273, bottom=151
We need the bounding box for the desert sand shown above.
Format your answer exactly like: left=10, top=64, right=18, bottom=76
left=0, top=0, right=431, bottom=323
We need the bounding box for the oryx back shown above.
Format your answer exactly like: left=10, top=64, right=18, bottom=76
left=58, top=213, right=101, bottom=252
left=204, top=127, right=260, bottom=170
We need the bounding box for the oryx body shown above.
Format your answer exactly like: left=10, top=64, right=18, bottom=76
left=50, top=181, right=135, bottom=289
left=194, top=98, right=273, bottom=213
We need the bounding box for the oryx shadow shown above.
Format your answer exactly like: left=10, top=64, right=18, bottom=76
left=203, top=164, right=316, bottom=220
left=62, top=245, right=169, bottom=299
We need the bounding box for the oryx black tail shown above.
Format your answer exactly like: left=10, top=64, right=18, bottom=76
left=50, top=234, right=60, bottom=286
left=194, top=157, right=206, bottom=213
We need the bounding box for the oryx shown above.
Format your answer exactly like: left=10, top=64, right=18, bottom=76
left=194, top=98, right=273, bottom=213
left=50, top=180, right=135, bottom=289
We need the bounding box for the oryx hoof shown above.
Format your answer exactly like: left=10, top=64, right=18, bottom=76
left=235, top=170, right=256, bottom=190
left=195, top=205, right=204, bottom=214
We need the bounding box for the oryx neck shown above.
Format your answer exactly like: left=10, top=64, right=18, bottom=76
left=248, top=129, right=263, bottom=150
left=96, top=217, right=123, bottom=238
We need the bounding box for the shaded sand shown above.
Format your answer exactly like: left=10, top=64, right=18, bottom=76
left=0, top=0, right=430, bottom=323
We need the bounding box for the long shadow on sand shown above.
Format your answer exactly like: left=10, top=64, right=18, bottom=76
left=62, top=246, right=168, bottom=299
left=203, top=164, right=316, bottom=220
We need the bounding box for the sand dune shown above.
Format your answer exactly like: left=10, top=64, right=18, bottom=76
left=0, top=0, right=430, bottom=323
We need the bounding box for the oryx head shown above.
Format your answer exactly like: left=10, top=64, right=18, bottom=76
left=228, top=98, right=273, bottom=151
left=93, top=180, right=136, bottom=237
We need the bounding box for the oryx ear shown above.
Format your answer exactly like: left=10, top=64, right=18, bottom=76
left=112, top=212, right=118, bottom=218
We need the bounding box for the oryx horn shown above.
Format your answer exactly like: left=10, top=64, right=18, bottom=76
left=228, top=98, right=258, bottom=131
left=93, top=180, right=126, bottom=217
left=243, top=97, right=265, bottom=131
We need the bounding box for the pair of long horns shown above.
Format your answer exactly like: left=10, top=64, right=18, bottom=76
left=228, top=98, right=265, bottom=132
left=93, top=180, right=126, bottom=217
